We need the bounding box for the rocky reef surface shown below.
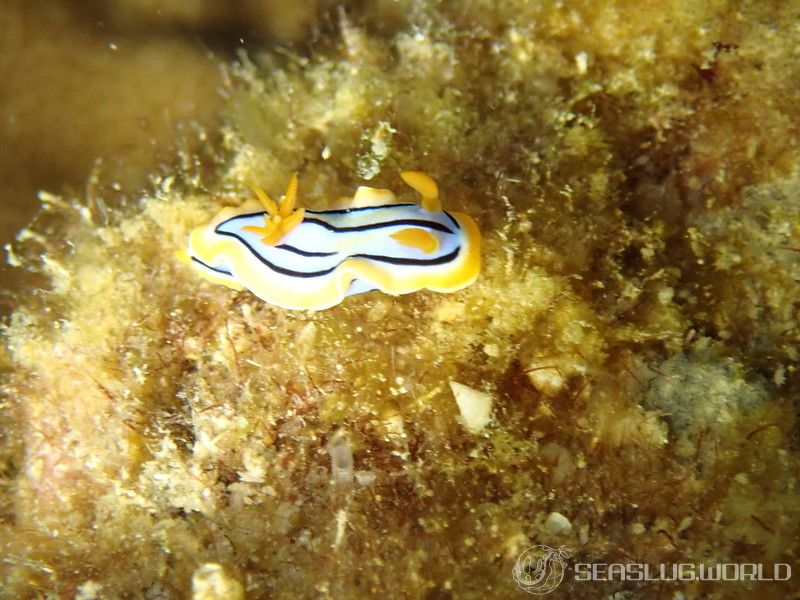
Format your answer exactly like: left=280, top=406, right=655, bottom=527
left=1, top=1, right=798, bottom=598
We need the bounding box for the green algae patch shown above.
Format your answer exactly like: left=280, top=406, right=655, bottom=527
left=2, top=1, right=800, bottom=598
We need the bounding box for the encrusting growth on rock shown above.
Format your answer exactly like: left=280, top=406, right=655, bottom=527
left=1, top=1, right=799, bottom=598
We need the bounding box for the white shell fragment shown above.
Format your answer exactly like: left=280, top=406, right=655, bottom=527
left=449, top=380, right=493, bottom=434
left=326, top=429, right=354, bottom=486
left=192, top=563, right=244, bottom=600
left=543, top=511, right=573, bottom=536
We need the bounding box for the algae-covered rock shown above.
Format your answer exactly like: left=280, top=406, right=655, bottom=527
left=1, top=1, right=799, bottom=598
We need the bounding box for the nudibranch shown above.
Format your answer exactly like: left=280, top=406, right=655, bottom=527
left=186, top=171, right=481, bottom=310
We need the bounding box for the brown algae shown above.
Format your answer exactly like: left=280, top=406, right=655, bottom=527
left=1, top=1, right=799, bottom=598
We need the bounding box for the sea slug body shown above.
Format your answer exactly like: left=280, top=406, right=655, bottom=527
left=186, top=171, right=482, bottom=310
